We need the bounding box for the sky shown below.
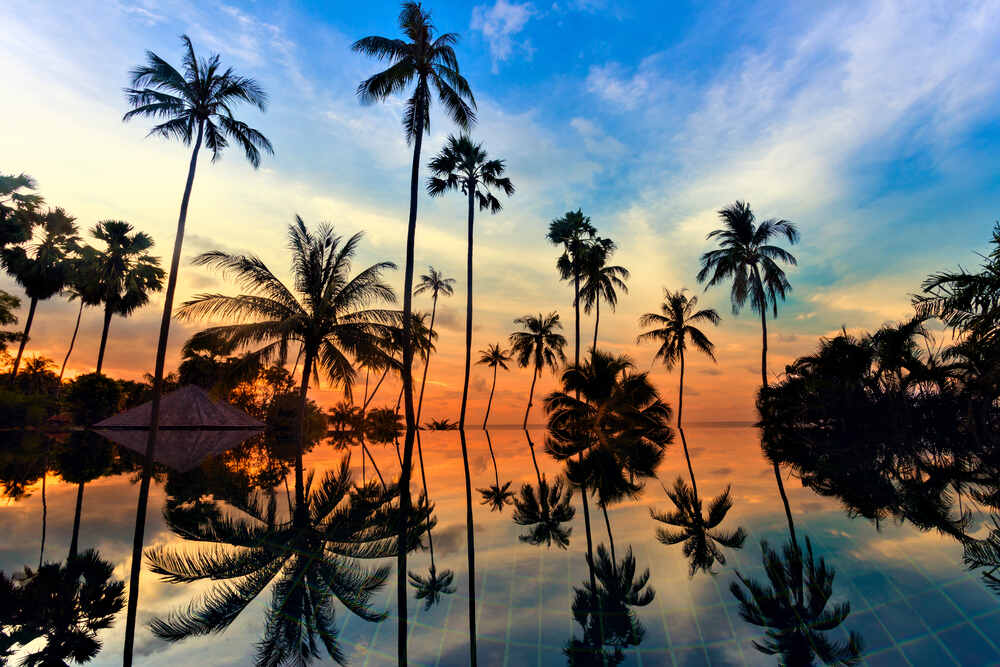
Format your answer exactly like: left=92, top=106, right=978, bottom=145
left=2, top=0, right=1000, bottom=423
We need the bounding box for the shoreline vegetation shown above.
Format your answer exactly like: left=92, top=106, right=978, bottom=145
left=1, top=3, right=999, bottom=666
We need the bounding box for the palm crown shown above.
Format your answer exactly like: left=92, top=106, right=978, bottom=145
left=510, top=312, right=567, bottom=373
left=176, top=216, right=398, bottom=398
left=2, top=208, right=79, bottom=301
left=123, top=35, right=273, bottom=166
left=414, top=266, right=455, bottom=299
left=579, top=239, right=629, bottom=315
left=513, top=474, right=576, bottom=549
left=89, top=221, right=164, bottom=317
left=638, top=288, right=720, bottom=370
left=548, top=210, right=597, bottom=285
left=697, top=201, right=798, bottom=317
left=427, top=134, right=515, bottom=208
left=651, top=477, right=747, bottom=576
left=478, top=343, right=511, bottom=370
left=353, top=3, right=476, bottom=141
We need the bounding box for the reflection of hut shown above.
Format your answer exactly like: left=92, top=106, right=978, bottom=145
left=94, top=385, right=265, bottom=472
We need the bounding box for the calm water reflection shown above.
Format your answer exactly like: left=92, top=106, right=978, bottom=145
left=2, top=424, right=999, bottom=665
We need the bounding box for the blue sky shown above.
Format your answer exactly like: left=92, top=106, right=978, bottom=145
left=3, top=0, right=1000, bottom=420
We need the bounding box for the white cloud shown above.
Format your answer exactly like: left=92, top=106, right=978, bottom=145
left=471, top=0, right=536, bottom=73
left=569, top=117, right=626, bottom=160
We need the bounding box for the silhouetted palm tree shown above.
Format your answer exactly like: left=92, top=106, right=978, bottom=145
left=513, top=431, right=575, bottom=548
left=579, top=238, right=629, bottom=354
left=0, top=171, right=44, bottom=247
left=424, top=417, right=459, bottom=430
left=54, top=433, right=117, bottom=560
left=353, top=14, right=475, bottom=653
left=428, top=134, right=513, bottom=428
left=148, top=458, right=430, bottom=665
left=121, top=35, right=271, bottom=662
left=89, top=220, right=165, bottom=375
left=651, top=477, right=746, bottom=575
left=510, top=312, right=567, bottom=428
left=697, top=201, right=798, bottom=554
left=0, top=290, right=20, bottom=356
left=5, top=549, right=126, bottom=667
left=458, top=429, right=479, bottom=665
left=547, top=210, right=597, bottom=366
left=730, top=537, right=863, bottom=665
left=2, top=207, right=79, bottom=379
left=638, top=288, right=720, bottom=489
left=414, top=266, right=455, bottom=422
left=478, top=429, right=514, bottom=511
left=57, top=251, right=103, bottom=383
left=477, top=343, right=511, bottom=428
left=408, top=563, right=456, bottom=611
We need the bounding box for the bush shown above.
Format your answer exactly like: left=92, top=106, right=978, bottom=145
left=65, top=373, right=122, bottom=425
left=0, top=389, right=59, bottom=427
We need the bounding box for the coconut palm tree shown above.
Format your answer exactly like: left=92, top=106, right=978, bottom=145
left=0, top=290, right=20, bottom=356
left=477, top=343, right=511, bottom=428
left=697, top=200, right=798, bottom=558
left=408, top=563, right=456, bottom=611
left=121, top=35, right=272, bottom=661
left=478, top=430, right=514, bottom=511
left=413, top=266, right=455, bottom=421
left=177, top=216, right=398, bottom=517
left=509, top=312, right=567, bottom=428
left=148, top=458, right=431, bottom=665
left=579, top=238, right=629, bottom=354
left=0, top=171, right=44, bottom=247
left=730, top=537, right=863, bottom=665
left=353, top=14, right=475, bottom=650
left=89, top=220, right=165, bottom=375
left=638, top=288, right=720, bottom=488
left=54, top=433, right=117, bottom=560
left=547, top=210, right=597, bottom=366
left=2, top=207, right=79, bottom=379
left=513, top=431, right=576, bottom=548
left=427, top=134, right=514, bottom=429
left=650, top=477, right=746, bottom=576
left=57, top=250, right=103, bottom=383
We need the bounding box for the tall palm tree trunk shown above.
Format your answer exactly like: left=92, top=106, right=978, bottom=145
left=523, top=368, right=539, bottom=429
left=525, top=429, right=542, bottom=485
left=124, top=120, right=203, bottom=667
left=579, top=484, right=599, bottom=605
left=486, top=430, right=499, bottom=488
left=10, top=297, right=37, bottom=380
left=59, top=300, right=85, bottom=383
left=759, top=307, right=768, bottom=387
left=294, top=348, right=315, bottom=525
left=95, top=306, right=113, bottom=375
left=459, top=184, right=475, bottom=430
left=38, top=465, right=46, bottom=569
left=458, top=429, right=478, bottom=666
left=397, top=101, right=425, bottom=667
left=574, top=273, right=581, bottom=366
left=600, top=501, right=616, bottom=566
left=69, top=481, right=84, bottom=559
left=677, top=352, right=698, bottom=497
left=592, top=297, right=600, bottom=355
left=416, top=292, right=438, bottom=423
left=483, top=366, right=497, bottom=429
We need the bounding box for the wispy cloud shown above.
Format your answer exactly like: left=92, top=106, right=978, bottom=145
left=471, top=0, right=536, bottom=72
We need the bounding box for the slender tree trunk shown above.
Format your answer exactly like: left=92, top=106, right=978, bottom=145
left=397, top=99, right=425, bottom=667
left=677, top=352, right=698, bottom=497
left=524, top=429, right=543, bottom=485
left=10, top=297, right=37, bottom=380
left=363, top=367, right=390, bottom=412
left=523, top=368, right=538, bottom=429
left=601, top=501, right=616, bottom=566
left=294, top=348, right=314, bottom=526
left=579, top=485, right=599, bottom=602
left=459, top=429, right=478, bottom=666
left=59, top=300, right=85, bottom=383
left=574, top=272, right=580, bottom=366
left=592, top=298, right=599, bottom=355
left=483, top=366, right=497, bottom=429
left=416, top=293, right=438, bottom=424
left=459, top=183, right=475, bottom=430
left=485, top=429, right=500, bottom=489
left=416, top=430, right=435, bottom=558
left=69, top=481, right=84, bottom=559
left=760, top=307, right=768, bottom=388
left=95, top=307, right=113, bottom=376
left=361, top=437, right=386, bottom=489
left=38, top=466, right=46, bottom=569
left=124, top=121, right=203, bottom=667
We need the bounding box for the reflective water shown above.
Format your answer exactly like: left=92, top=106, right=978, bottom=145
left=2, top=424, right=999, bottom=665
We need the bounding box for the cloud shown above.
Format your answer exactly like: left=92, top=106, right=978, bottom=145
left=471, top=0, right=537, bottom=72
left=570, top=117, right=626, bottom=160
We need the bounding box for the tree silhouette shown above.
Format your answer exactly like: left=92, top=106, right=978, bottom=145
left=547, top=210, right=597, bottom=367
left=478, top=429, right=514, bottom=511
left=477, top=343, right=511, bottom=428
left=509, top=312, right=567, bottom=428
left=413, top=266, right=455, bottom=423
left=579, top=237, right=629, bottom=354
left=513, top=431, right=575, bottom=548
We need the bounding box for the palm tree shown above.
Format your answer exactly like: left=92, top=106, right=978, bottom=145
left=353, top=12, right=475, bottom=651
left=478, top=429, right=514, bottom=511
left=408, top=428, right=457, bottom=613
left=579, top=238, right=629, bottom=354
left=697, top=200, right=798, bottom=555
left=547, top=210, right=597, bottom=366
left=730, top=537, right=863, bottom=665
left=54, top=432, right=117, bottom=560
left=458, top=428, right=479, bottom=665
left=0, top=290, right=20, bottom=356
left=509, top=312, right=567, bottom=428
left=177, top=217, right=398, bottom=518
left=0, top=171, right=44, bottom=247
left=638, top=288, right=720, bottom=490
left=427, top=134, right=514, bottom=429
left=477, top=343, right=511, bottom=428
left=2, top=207, right=79, bottom=379
left=413, top=266, right=455, bottom=422
left=513, top=430, right=576, bottom=548
left=89, top=220, right=165, bottom=375
left=121, top=35, right=271, bottom=662
left=650, top=477, right=746, bottom=576
left=57, top=251, right=103, bottom=383
left=148, top=459, right=431, bottom=665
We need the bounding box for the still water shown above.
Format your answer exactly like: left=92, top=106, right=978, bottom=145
left=2, top=424, right=998, bottom=665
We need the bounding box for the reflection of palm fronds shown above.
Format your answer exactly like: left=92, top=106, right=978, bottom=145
left=407, top=564, right=456, bottom=610
left=513, top=476, right=575, bottom=548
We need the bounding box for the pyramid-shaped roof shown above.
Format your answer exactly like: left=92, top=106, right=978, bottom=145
left=93, top=385, right=265, bottom=471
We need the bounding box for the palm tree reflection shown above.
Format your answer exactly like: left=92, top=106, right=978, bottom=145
left=478, top=429, right=514, bottom=512
left=513, top=430, right=575, bottom=549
